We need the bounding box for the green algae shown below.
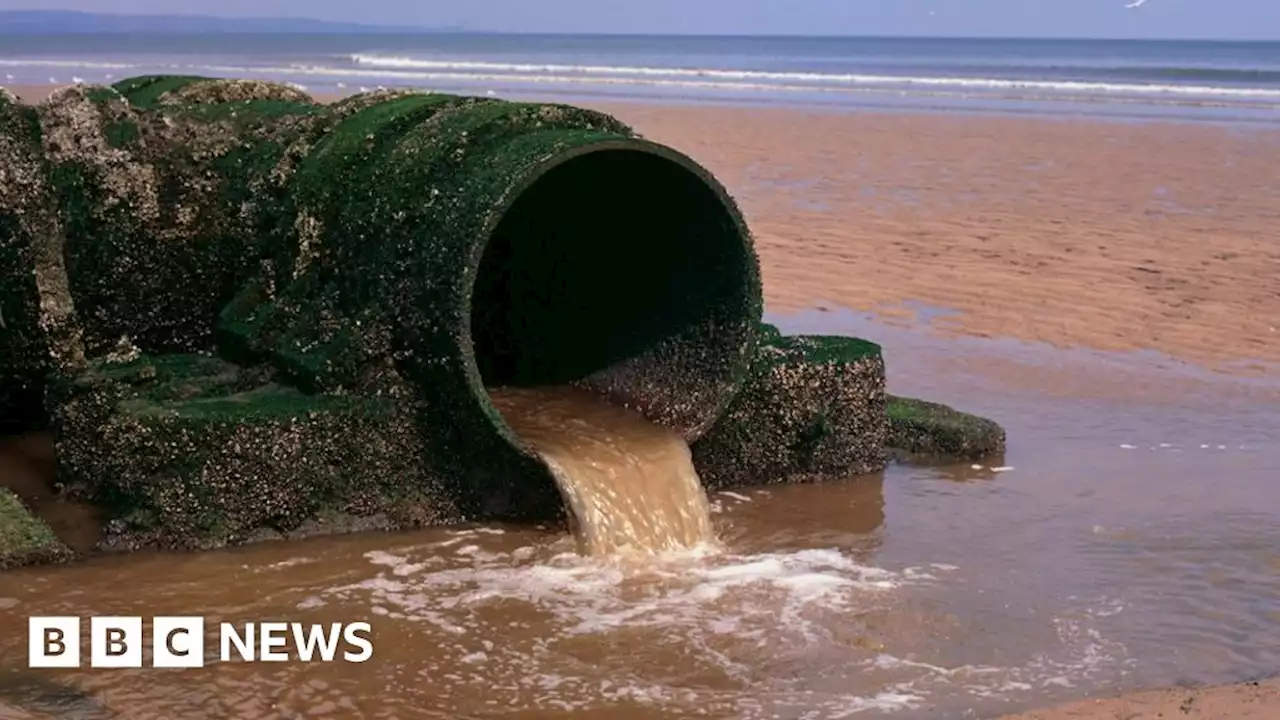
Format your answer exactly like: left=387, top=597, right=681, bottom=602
left=0, top=490, right=73, bottom=570
left=112, top=75, right=209, bottom=107
left=113, top=76, right=313, bottom=109
left=886, top=395, right=1006, bottom=461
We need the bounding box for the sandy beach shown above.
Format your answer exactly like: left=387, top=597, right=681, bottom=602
left=592, top=102, right=1280, bottom=374
left=3, top=83, right=1277, bottom=718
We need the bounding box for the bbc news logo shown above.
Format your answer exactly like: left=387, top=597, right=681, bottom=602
left=28, top=617, right=373, bottom=668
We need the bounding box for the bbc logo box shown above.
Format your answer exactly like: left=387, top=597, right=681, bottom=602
left=28, top=617, right=373, bottom=668
left=29, top=616, right=207, bottom=668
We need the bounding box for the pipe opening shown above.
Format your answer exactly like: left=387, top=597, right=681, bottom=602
left=470, top=147, right=756, bottom=436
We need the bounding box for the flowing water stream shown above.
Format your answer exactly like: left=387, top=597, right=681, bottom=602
left=487, top=385, right=717, bottom=557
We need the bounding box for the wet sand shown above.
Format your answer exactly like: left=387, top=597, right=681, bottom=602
left=999, top=677, right=1280, bottom=719
left=586, top=102, right=1280, bottom=375
left=2, top=83, right=1277, bottom=718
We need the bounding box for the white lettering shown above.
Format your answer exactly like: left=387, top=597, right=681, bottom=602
left=291, top=623, right=342, bottom=662
left=342, top=622, right=373, bottom=662
left=220, top=622, right=254, bottom=662
left=259, top=622, right=289, bottom=661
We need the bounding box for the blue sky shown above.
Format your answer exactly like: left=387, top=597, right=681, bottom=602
left=1, top=0, right=1277, bottom=39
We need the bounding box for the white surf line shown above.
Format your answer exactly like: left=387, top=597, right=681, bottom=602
left=1120, top=443, right=1240, bottom=450
left=198, top=62, right=1280, bottom=100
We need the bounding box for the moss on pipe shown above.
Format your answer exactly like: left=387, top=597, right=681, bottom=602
left=111, top=75, right=212, bottom=107
left=113, top=75, right=312, bottom=109
left=220, top=95, right=763, bottom=521
left=34, top=82, right=331, bottom=362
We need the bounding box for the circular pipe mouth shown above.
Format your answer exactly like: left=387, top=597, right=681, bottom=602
left=461, top=138, right=762, bottom=451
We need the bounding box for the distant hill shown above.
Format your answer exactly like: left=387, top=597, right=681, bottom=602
left=0, top=10, right=459, bottom=34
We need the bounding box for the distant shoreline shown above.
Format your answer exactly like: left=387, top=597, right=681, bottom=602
left=0, top=11, right=1278, bottom=41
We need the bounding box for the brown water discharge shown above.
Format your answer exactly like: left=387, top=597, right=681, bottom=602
left=487, top=386, right=718, bottom=556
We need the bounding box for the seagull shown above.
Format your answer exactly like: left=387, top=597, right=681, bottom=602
left=1125, top=0, right=1149, bottom=7
left=71, top=76, right=85, bottom=84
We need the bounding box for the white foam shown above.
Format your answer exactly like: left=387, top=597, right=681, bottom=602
left=252, top=556, right=316, bottom=571
left=320, top=540, right=1132, bottom=714
left=328, top=544, right=926, bottom=649
left=295, top=595, right=326, bottom=610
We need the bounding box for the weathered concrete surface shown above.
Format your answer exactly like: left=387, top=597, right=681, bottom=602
left=692, top=332, right=888, bottom=490
left=47, top=354, right=457, bottom=551
left=37, top=82, right=331, bottom=358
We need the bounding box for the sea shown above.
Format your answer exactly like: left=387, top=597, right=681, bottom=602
left=2, top=34, right=1280, bottom=122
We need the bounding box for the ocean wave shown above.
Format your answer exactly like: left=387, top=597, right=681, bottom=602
left=346, top=54, right=1280, bottom=99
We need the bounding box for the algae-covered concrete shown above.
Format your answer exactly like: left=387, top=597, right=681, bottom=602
left=0, top=88, right=85, bottom=433
left=693, top=332, right=888, bottom=489
left=887, top=395, right=1006, bottom=461
left=48, top=354, right=451, bottom=551
left=216, top=89, right=763, bottom=524
left=0, top=489, right=73, bottom=569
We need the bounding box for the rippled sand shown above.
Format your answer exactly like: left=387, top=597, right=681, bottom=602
left=594, top=102, right=1280, bottom=373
